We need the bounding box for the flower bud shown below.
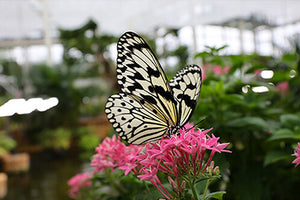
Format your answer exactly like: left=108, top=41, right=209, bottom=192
left=179, top=180, right=186, bottom=193
left=168, top=176, right=178, bottom=193
left=207, top=161, right=214, bottom=174
left=213, top=166, right=220, bottom=175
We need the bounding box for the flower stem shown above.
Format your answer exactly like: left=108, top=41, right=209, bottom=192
left=144, top=181, right=150, bottom=193
left=202, top=179, right=210, bottom=200
left=189, top=180, right=199, bottom=200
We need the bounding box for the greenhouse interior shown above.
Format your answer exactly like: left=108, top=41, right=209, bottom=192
left=0, top=0, right=300, bottom=199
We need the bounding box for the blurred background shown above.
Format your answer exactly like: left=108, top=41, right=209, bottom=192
left=0, top=0, right=300, bottom=199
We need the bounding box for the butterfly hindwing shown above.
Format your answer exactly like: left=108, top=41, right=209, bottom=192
left=169, top=64, right=202, bottom=126
left=105, top=93, right=169, bottom=145
left=116, top=32, right=177, bottom=127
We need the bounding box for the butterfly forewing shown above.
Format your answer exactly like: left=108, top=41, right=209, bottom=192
left=116, top=32, right=178, bottom=127
left=105, top=93, right=169, bottom=145
left=169, top=65, right=202, bottom=126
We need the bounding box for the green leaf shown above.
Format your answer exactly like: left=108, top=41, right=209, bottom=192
left=226, top=117, right=268, bottom=129
left=264, top=150, right=292, bottom=166
left=264, top=108, right=284, bottom=116
left=267, top=129, right=297, bottom=142
left=194, top=52, right=210, bottom=58
left=200, top=191, right=226, bottom=200
left=221, top=94, right=244, bottom=103
left=280, top=114, right=300, bottom=130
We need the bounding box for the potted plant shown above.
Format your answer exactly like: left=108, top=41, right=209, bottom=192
left=0, top=173, right=7, bottom=199
left=0, top=130, right=30, bottom=173
left=0, top=131, right=16, bottom=157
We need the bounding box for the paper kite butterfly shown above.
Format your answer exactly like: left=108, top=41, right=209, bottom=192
left=105, top=32, right=202, bottom=145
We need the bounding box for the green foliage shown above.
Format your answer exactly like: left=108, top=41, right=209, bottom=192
left=76, top=169, right=160, bottom=200
left=77, top=132, right=99, bottom=159
left=0, top=130, right=16, bottom=155
left=200, top=191, right=226, bottom=200
left=18, top=20, right=117, bottom=144
left=26, top=63, right=82, bottom=140
left=59, top=19, right=117, bottom=74
left=78, top=134, right=99, bottom=151
left=0, top=59, right=23, bottom=91
left=38, top=128, right=71, bottom=150
left=192, top=45, right=300, bottom=199
left=195, top=45, right=229, bottom=66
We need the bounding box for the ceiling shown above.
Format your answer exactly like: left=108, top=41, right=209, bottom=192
left=1, top=0, right=300, bottom=41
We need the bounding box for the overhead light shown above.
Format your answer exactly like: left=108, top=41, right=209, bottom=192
left=17, top=98, right=43, bottom=115
left=37, top=97, right=59, bottom=112
left=252, top=86, right=269, bottom=93
left=260, top=70, right=274, bottom=79
left=0, top=99, right=26, bottom=117
left=0, top=97, right=59, bottom=117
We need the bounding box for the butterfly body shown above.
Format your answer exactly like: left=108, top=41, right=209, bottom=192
left=105, top=32, right=202, bottom=145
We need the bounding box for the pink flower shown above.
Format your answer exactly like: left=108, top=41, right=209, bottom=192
left=212, top=65, right=230, bottom=75
left=91, top=135, right=143, bottom=175
left=254, top=69, right=262, bottom=76
left=136, top=123, right=231, bottom=198
left=68, top=172, right=92, bottom=199
left=212, top=66, right=223, bottom=75
left=275, top=82, right=289, bottom=94
left=292, top=143, right=300, bottom=167
left=90, top=124, right=231, bottom=199
left=201, top=65, right=207, bottom=80
left=223, top=65, right=230, bottom=73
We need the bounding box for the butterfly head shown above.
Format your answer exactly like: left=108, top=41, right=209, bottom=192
left=167, top=125, right=181, bottom=137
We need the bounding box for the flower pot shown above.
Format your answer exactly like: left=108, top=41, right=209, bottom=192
left=1, top=153, right=30, bottom=173
left=0, top=173, right=7, bottom=199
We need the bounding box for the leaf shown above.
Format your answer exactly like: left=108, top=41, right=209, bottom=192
left=194, top=52, right=210, bottom=58
left=264, top=108, right=284, bottom=116
left=280, top=114, right=300, bottom=130
left=221, top=94, right=244, bottom=103
left=200, top=191, right=226, bottom=200
left=264, top=150, right=292, bottom=166
left=267, top=129, right=297, bottom=142
left=226, top=117, right=268, bottom=129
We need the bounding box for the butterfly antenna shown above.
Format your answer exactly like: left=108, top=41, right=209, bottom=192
left=183, top=117, right=206, bottom=132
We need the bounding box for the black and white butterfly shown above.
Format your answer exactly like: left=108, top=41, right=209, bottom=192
left=105, top=32, right=202, bottom=145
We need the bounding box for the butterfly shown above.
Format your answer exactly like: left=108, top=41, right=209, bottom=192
left=105, top=32, right=202, bottom=145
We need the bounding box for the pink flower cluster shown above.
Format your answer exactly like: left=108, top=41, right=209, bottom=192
left=90, top=124, right=231, bottom=199
left=91, top=135, right=143, bottom=175
left=201, top=65, right=230, bottom=80
left=292, top=143, right=300, bottom=167
left=136, top=123, right=231, bottom=199
left=68, top=172, right=92, bottom=199
left=212, top=65, right=230, bottom=75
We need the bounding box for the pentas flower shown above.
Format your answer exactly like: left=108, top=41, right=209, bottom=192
left=212, top=65, right=230, bottom=75
left=91, top=134, right=143, bottom=175
left=68, top=172, right=92, bottom=199
left=201, top=65, right=230, bottom=80
left=276, top=81, right=289, bottom=94
left=90, top=124, right=231, bottom=199
left=136, top=123, right=231, bottom=199
left=254, top=69, right=262, bottom=76
left=292, top=143, right=300, bottom=167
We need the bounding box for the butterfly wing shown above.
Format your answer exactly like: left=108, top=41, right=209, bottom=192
left=105, top=93, right=169, bottom=145
left=116, top=32, right=178, bottom=127
left=169, top=65, right=202, bottom=126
